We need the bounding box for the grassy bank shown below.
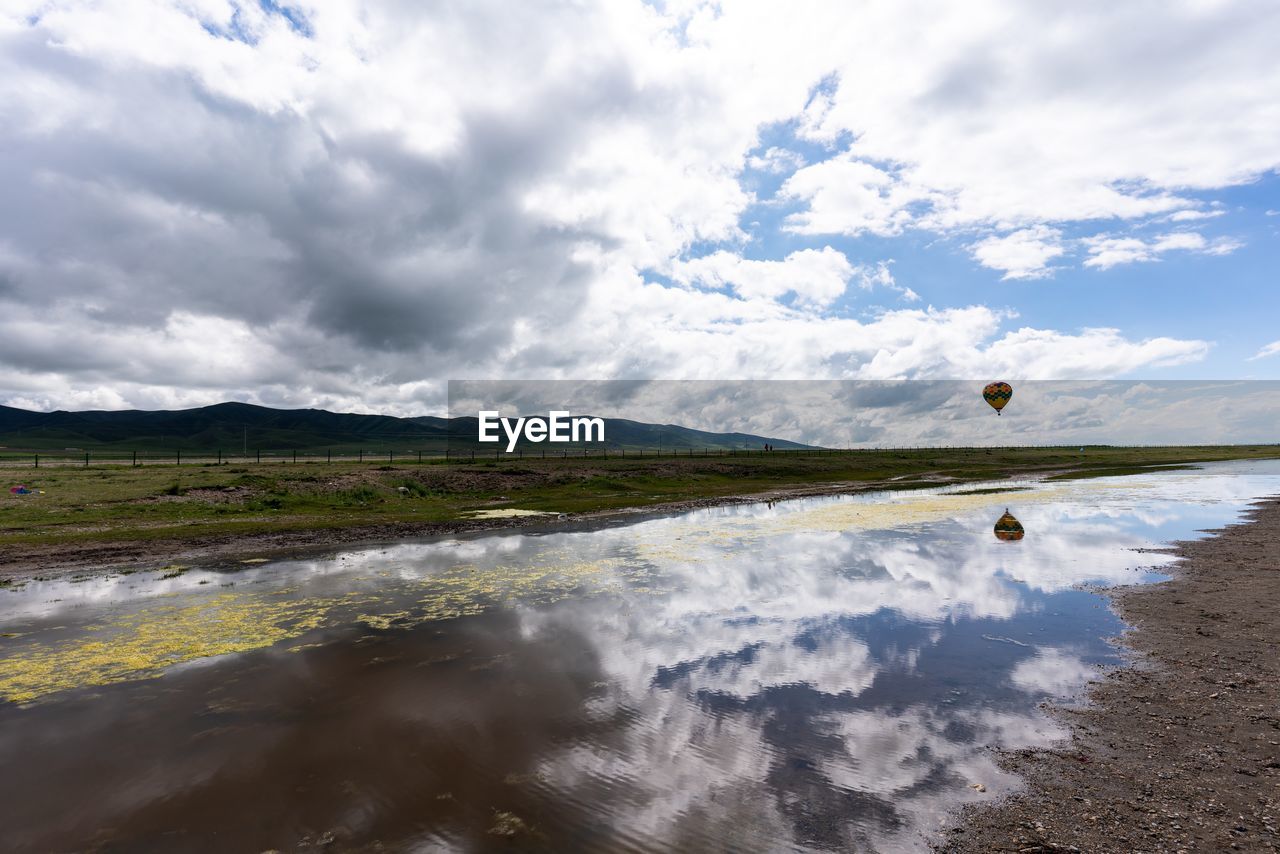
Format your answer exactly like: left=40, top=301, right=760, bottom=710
left=1, top=446, right=1276, bottom=558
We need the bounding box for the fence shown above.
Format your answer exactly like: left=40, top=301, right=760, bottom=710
left=3, top=446, right=840, bottom=467
left=1, top=443, right=1270, bottom=469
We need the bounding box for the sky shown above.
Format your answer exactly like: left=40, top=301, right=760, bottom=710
left=1, top=0, right=1279, bottom=416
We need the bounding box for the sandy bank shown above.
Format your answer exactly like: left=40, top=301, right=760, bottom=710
left=944, top=497, right=1280, bottom=852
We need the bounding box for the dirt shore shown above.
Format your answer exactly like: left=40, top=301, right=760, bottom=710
left=0, top=477, right=936, bottom=579
left=943, top=497, right=1280, bottom=853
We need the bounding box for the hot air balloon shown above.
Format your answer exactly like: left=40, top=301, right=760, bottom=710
left=983, top=381, right=1013, bottom=415
left=993, top=509, right=1025, bottom=541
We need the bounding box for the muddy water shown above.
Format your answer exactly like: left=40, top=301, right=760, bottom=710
left=2, top=461, right=1279, bottom=852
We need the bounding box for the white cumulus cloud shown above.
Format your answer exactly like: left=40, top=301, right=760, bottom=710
left=969, top=227, right=1065, bottom=280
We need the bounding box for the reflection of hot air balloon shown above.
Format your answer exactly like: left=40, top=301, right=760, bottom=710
left=983, top=381, right=1013, bottom=415
left=994, top=508, right=1025, bottom=541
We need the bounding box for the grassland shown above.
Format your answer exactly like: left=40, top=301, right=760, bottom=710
left=2, top=445, right=1277, bottom=576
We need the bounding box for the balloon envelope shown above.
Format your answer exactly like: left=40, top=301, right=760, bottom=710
left=983, top=381, right=1013, bottom=414
left=994, top=509, right=1025, bottom=541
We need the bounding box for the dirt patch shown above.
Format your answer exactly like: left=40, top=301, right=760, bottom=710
left=129, top=485, right=264, bottom=505
left=942, top=497, right=1280, bottom=853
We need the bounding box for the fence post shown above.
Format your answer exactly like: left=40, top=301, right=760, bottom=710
left=176, top=450, right=180, bottom=466
left=293, top=449, right=298, bottom=464
left=132, top=450, right=137, bottom=467
left=85, top=452, right=89, bottom=467
left=256, top=449, right=261, bottom=463
left=327, top=449, right=331, bottom=463
left=389, top=451, right=393, bottom=463
left=217, top=449, right=222, bottom=465
left=417, top=450, right=422, bottom=463
left=358, top=449, right=363, bottom=463
left=34, top=454, right=38, bottom=468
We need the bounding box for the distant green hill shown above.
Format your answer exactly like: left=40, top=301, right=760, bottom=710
left=0, top=402, right=815, bottom=453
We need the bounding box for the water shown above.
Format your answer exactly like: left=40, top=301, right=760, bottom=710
left=1, top=461, right=1278, bottom=852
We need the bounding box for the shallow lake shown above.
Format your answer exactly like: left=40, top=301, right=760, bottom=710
left=2, top=460, right=1279, bottom=852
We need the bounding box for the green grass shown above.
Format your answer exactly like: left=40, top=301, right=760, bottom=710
left=0, top=446, right=1277, bottom=550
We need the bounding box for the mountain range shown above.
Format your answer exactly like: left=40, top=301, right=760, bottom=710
left=0, top=402, right=814, bottom=452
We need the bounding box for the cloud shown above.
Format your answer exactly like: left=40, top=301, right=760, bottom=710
left=669, top=251, right=919, bottom=308
left=1250, top=341, right=1280, bottom=361
left=1082, top=231, right=1241, bottom=269
left=780, top=158, right=933, bottom=237
left=670, top=247, right=856, bottom=307
left=0, top=0, right=1264, bottom=412
left=1166, top=208, right=1225, bottom=222
left=745, top=146, right=806, bottom=174
left=852, top=260, right=919, bottom=302
left=969, top=227, right=1065, bottom=280
left=1011, top=649, right=1096, bottom=697
left=779, top=2, right=1279, bottom=237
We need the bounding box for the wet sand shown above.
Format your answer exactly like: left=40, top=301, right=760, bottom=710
left=945, top=497, right=1280, bottom=853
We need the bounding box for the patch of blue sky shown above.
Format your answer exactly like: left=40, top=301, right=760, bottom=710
left=656, top=96, right=1279, bottom=379
left=199, top=0, right=313, bottom=44
left=259, top=0, right=313, bottom=37
left=966, top=178, right=1279, bottom=377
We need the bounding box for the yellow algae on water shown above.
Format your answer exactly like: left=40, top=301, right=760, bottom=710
left=357, top=610, right=413, bottom=630
left=0, top=551, right=657, bottom=704
left=0, top=591, right=343, bottom=705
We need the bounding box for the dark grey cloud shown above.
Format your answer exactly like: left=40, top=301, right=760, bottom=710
left=0, top=2, right=645, bottom=400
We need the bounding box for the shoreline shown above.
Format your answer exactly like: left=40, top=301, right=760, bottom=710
left=943, top=496, right=1280, bottom=852
left=4, top=449, right=1274, bottom=582
left=0, top=475, right=955, bottom=580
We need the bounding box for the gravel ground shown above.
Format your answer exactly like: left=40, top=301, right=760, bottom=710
left=943, top=497, right=1280, bottom=853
